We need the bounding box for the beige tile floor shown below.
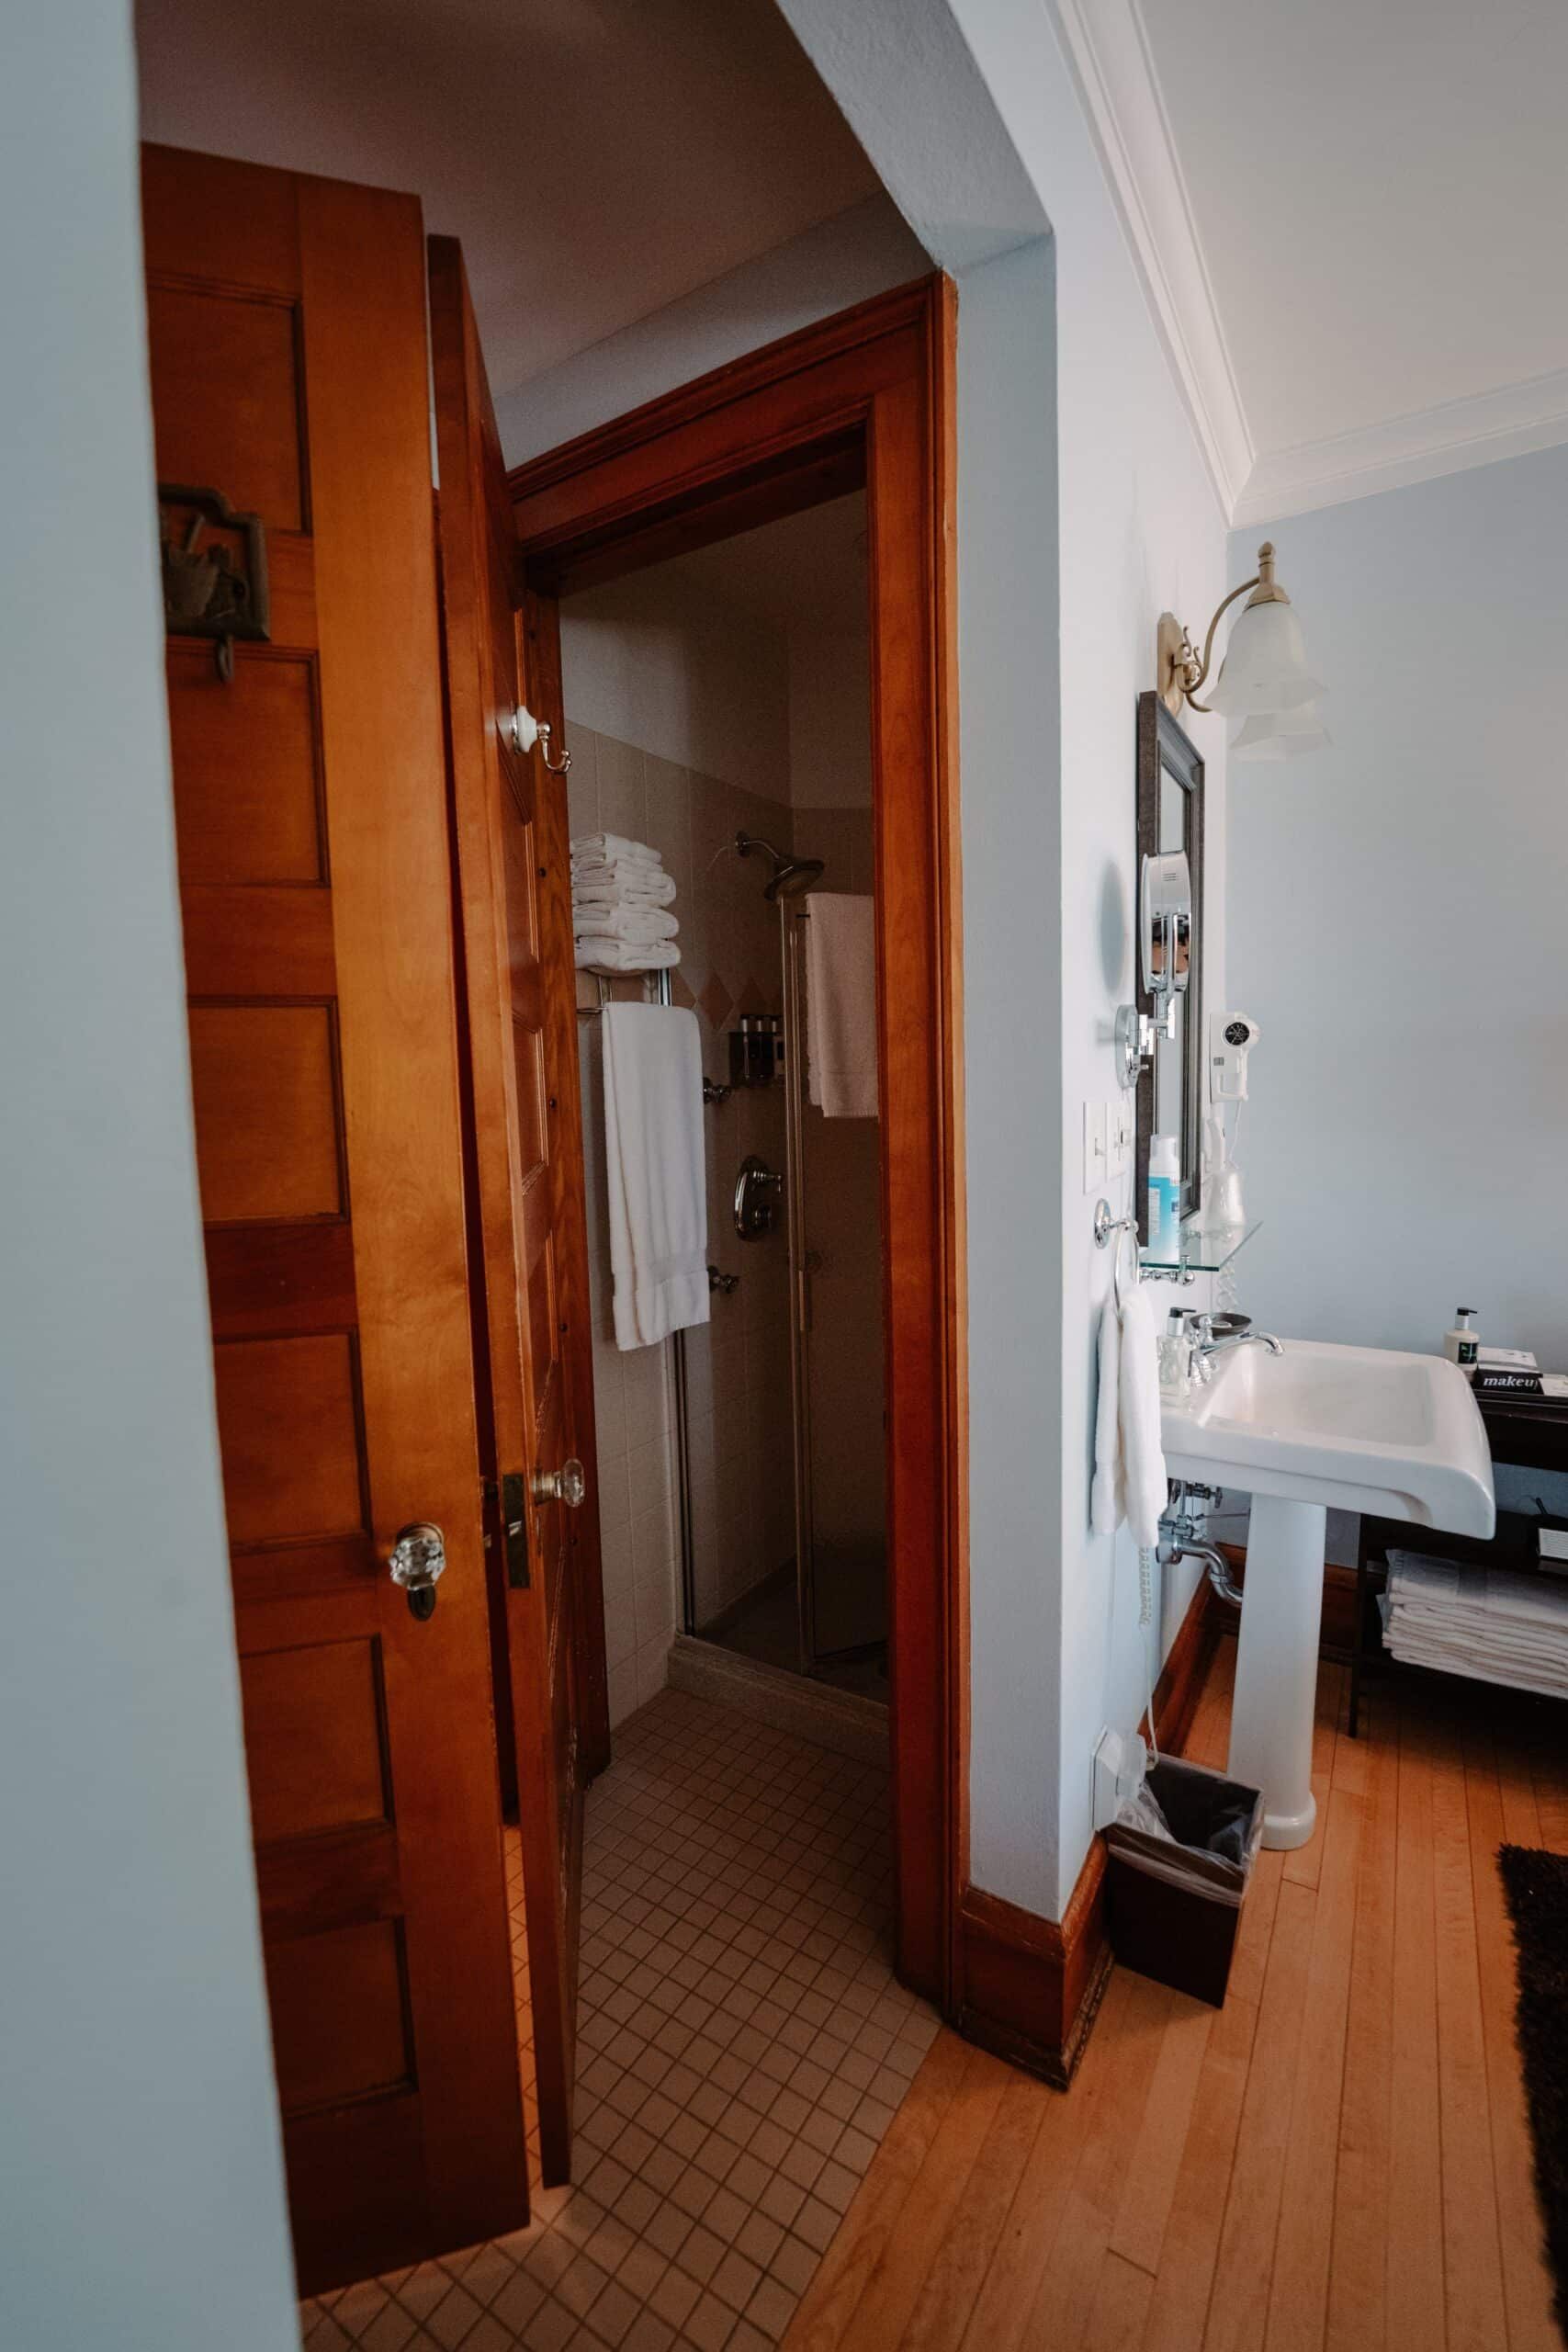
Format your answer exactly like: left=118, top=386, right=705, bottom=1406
left=299, top=1686, right=936, bottom=2352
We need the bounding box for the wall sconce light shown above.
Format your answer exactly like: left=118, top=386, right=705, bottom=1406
left=1157, top=542, right=1328, bottom=761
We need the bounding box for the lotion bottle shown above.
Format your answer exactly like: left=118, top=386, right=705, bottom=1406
left=1443, top=1307, right=1479, bottom=1370
left=1148, top=1135, right=1179, bottom=1260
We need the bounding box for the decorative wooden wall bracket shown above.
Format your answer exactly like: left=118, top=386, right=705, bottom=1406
left=159, top=482, right=270, bottom=680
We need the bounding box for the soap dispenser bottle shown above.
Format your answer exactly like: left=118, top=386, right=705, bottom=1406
left=1444, top=1306, right=1480, bottom=1370
left=1147, top=1135, right=1179, bottom=1259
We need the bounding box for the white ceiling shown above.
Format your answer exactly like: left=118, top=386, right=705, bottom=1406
left=134, top=0, right=878, bottom=402
left=1055, top=0, right=1568, bottom=521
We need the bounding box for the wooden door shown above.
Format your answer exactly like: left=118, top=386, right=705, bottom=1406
left=142, top=148, right=528, bottom=2292
left=429, top=237, right=604, bottom=2187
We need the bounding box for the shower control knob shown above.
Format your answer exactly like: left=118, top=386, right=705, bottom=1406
left=734, top=1154, right=784, bottom=1241
left=531, top=1458, right=586, bottom=1508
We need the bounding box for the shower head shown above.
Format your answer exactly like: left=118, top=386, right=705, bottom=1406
left=736, top=830, right=827, bottom=902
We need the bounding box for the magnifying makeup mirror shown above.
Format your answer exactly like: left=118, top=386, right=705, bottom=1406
left=1141, top=849, right=1192, bottom=1002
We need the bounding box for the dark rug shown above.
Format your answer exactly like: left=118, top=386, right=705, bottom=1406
left=1499, top=1844, right=1568, bottom=2338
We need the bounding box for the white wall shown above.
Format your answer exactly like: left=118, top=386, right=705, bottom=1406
left=780, top=0, right=1231, bottom=1915
left=496, top=195, right=930, bottom=467
left=562, top=576, right=792, bottom=801
left=789, top=623, right=873, bottom=808
left=0, top=7, right=298, bottom=2345
left=1229, top=446, right=1568, bottom=1370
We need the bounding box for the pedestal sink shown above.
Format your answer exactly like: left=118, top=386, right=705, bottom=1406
left=1162, top=1340, right=1494, bottom=1849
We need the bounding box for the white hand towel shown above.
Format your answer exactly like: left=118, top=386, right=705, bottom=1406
left=572, top=866, right=678, bottom=907
left=574, top=935, right=680, bottom=972
left=803, top=893, right=877, bottom=1119
left=601, top=1001, right=710, bottom=1351
left=572, top=904, right=679, bottom=944
left=1091, top=1290, right=1124, bottom=1535
left=570, top=832, right=662, bottom=869
left=1118, top=1282, right=1167, bottom=1549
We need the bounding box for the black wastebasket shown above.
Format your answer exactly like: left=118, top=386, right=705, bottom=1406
left=1103, top=1756, right=1264, bottom=2007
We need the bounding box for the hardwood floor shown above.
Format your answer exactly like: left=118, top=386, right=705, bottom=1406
left=784, top=1634, right=1566, bottom=2352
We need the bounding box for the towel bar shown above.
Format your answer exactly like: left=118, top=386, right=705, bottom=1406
left=1094, top=1198, right=1137, bottom=1250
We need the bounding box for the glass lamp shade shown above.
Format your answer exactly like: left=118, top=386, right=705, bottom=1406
left=1230, top=700, right=1331, bottom=762
left=1207, top=599, right=1323, bottom=718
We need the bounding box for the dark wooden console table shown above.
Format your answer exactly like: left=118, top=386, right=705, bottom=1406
left=1349, top=1392, right=1568, bottom=1736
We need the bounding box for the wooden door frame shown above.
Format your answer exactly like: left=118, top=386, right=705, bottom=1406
left=506, top=277, right=966, bottom=2007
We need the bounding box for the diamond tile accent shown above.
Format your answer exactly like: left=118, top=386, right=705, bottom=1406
left=299, top=1688, right=937, bottom=2350
left=697, top=972, right=733, bottom=1033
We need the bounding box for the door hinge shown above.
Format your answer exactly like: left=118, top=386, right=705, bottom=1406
left=501, top=1470, right=532, bottom=1589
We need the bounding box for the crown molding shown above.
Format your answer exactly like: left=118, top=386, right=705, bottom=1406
left=1235, top=365, right=1568, bottom=525
left=1051, top=0, right=1253, bottom=520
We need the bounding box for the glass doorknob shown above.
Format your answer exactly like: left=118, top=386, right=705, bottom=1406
left=531, top=1458, right=586, bottom=1508
left=387, top=1521, right=446, bottom=1621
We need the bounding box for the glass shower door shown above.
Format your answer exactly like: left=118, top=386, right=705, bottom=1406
left=784, top=904, right=888, bottom=1676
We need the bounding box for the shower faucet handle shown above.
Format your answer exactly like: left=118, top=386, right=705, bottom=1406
left=733, top=1154, right=783, bottom=1241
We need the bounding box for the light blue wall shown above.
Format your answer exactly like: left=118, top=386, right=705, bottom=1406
left=1228, top=445, right=1568, bottom=1372
left=777, top=0, right=1230, bottom=1916
left=0, top=6, right=298, bottom=2344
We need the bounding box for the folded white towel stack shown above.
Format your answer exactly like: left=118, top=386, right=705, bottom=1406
left=1382, top=1550, right=1568, bottom=1700
left=570, top=831, right=681, bottom=973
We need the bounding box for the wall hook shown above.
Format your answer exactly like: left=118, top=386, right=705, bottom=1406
left=508, top=704, right=572, bottom=774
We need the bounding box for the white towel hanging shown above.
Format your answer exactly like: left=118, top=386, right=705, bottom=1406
left=601, top=1001, right=709, bottom=1350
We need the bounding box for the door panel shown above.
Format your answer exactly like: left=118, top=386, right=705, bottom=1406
left=144, top=145, right=528, bottom=2291
left=429, top=235, right=606, bottom=2186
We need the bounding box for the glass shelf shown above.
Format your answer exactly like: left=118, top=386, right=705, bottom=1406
left=1141, top=1216, right=1261, bottom=1279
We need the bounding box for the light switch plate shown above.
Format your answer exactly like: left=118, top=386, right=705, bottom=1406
left=1110, top=1097, right=1133, bottom=1176
left=1083, top=1100, right=1108, bottom=1194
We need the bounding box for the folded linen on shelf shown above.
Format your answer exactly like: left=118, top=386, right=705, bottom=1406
left=570, top=831, right=662, bottom=868
left=1382, top=1549, right=1568, bottom=1701
left=572, top=865, right=678, bottom=906
left=573, top=904, right=679, bottom=944
left=574, top=935, right=680, bottom=972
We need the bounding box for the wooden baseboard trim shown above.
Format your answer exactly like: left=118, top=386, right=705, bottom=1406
left=954, top=1846, right=1111, bottom=2090
left=953, top=1570, right=1216, bottom=2086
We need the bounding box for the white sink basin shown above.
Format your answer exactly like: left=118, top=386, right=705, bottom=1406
left=1162, top=1340, right=1494, bottom=1849
left=1163, top=1339, right=1495, bottom=1533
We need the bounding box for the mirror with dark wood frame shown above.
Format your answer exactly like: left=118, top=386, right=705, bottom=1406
left=1134, top=690, right=1205, bottom=1244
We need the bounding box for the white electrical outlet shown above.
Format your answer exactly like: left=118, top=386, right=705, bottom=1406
left=1082, top=1100, right=1108, bottom=1194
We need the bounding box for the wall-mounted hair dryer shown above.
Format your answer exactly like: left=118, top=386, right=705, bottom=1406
left=1209, top=1011, right=1259, bottom=1103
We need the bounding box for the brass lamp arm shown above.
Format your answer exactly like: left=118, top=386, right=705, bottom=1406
left=1159, top=541, right=1286, bottom=718
left=1179, top=572, right=1258, bottom=712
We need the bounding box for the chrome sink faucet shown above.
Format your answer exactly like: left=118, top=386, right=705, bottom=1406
left=1183, top=1313, right=1283, bottom=1385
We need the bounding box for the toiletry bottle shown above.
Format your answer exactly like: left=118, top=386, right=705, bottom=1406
left=1148, top=1135, right=1179, bottom=1260
left=1157, top=1308, right=1191, bottom=1402
left=1444, top=1306, right=1480, bottom=1371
